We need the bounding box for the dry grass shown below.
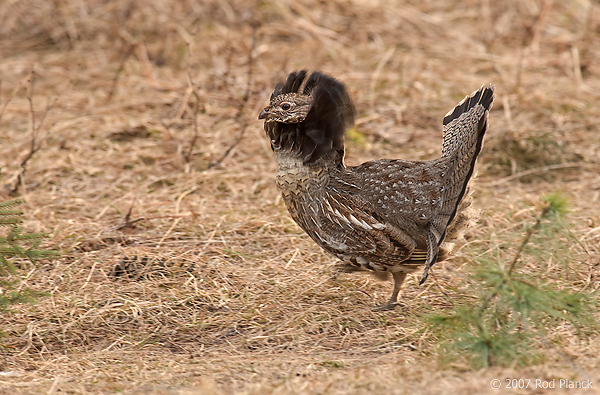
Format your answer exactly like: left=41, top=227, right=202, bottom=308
left=1, top=0, right=600, bottom=393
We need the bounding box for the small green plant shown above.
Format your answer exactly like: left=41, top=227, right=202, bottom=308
left=0, top=198, right=57, bottom=311
left=428, top=193, right=597, bottom=369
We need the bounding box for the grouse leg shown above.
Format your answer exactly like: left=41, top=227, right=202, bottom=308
left=372, top=271, right=408, bottom=311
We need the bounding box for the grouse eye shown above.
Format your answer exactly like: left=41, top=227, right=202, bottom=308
left=281, top=102, right=292, bottom=110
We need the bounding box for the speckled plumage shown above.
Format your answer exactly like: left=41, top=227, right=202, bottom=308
left=259, top=70, right=495, bottom=309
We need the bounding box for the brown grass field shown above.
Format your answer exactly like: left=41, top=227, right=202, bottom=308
left=1, top=0, right=600, bottom=393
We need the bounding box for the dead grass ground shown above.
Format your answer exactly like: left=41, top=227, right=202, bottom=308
left=1, top=0, right=600, bottom=393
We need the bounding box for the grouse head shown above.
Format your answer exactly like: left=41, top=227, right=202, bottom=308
left=259, top=70, right=355, bottom=166
left=258, top=93, right=313, bottom=123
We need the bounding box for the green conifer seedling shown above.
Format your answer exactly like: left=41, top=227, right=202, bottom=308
left=427, top=193, right=598, bottom=369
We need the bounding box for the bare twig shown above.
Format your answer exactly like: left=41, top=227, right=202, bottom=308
left=506, top=203, right=550, bottom=275
left=9, top=68, right=57, bottom=196
left=183, top=73, right=202, bottom=163
left=115, top=198, right=145, bottom=230
left=106, top=42, right=136, bottom=103
left=208, top=26, right=258, bottom=169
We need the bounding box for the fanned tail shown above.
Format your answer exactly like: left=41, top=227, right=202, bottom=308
left=420, top=84, right=495, bottom=284
left=441, top=85, right=495, bottom=159
left=440, top=85, right=495, bottom=221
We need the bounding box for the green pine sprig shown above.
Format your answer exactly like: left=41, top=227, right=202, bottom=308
left=427, top=193, right=598, bottom=369
left=1, top=198, right=58, bottom=311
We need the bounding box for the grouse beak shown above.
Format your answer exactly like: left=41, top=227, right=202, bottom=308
left=258, top=108, right=269, bottom=120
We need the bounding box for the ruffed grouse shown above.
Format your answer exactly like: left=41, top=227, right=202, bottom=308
left=259, top=70, right=494, bottom=310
